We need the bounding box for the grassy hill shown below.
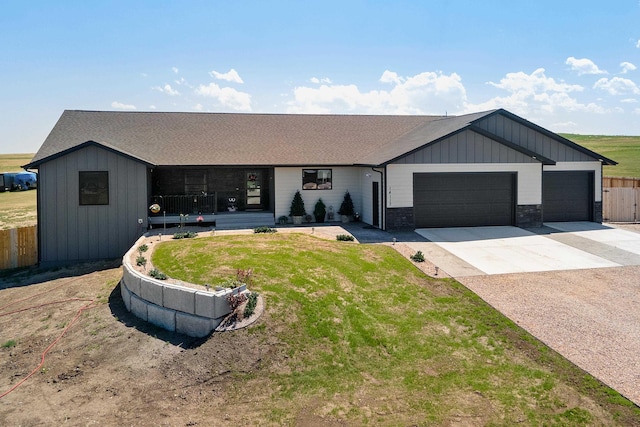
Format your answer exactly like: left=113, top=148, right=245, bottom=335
left=561, top=134, right=640, bottom=178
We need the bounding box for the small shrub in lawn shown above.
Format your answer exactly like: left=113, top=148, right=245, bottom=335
left=336, top=234, right=354, bottom=241
left=149, top=268, right=168, bottom=280
left=244, top=292, right=259, bottom=318
left=172, top=231, right=198, bottom=239
left=254, top=226, right=277, bottom=234
left=410, top=250, right=425, bottom=262
left=136, top=256, right=147, bottom=267
left=2, top=339, right=17, bottom=348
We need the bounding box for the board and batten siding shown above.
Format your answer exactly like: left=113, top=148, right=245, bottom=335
left=393, top=129, right=539, bottom=165
left=543, top=161, right=602, bottom=202
left=386, top=163, right=542, bottom=208
left=38, top=145, right=148, bottom=265
left=474, top=114, right=594, bottom=162
left=274, top=167, right=364, bottom=221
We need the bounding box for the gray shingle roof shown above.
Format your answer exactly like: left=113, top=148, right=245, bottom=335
left=26, top=110, right=498, bottom=167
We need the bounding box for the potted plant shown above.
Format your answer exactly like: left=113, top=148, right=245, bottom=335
left=338, top=191, right=355, bottom=223
left=289, top=190, right=306, bottom=225
left=313, top=198, right=327, bottom=223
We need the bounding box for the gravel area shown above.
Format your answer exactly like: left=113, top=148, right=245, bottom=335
left=458, top=266, right=640, bottom=406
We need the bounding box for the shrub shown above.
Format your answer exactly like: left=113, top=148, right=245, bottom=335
left=289, top=190, right=306, bottom=216
left=410, top=250, right=425, bottom=262
left=336, top=234, right=355, bottom=241
left=149, top=268, right=168, bottom=280
left=136, top=256, right=147, bottom=267
left=138, top=244, right=149, bottom=253
left=227, top=292, right=248, bottom=311
left=244, top=292, right=259, bottom=318
left=338, top=191, right=355, bottom=216
left=254, top=226, right=277, bottom=233
left=278, top=215, right=289, bottom=225
left=313, top=198, right=327, bottom=222
left=173, top=231, right=198, bottom=239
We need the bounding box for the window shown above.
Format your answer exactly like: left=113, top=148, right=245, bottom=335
left=302, top=169, right=332, bottom=190
left=79, top=171, right=109, bottom=205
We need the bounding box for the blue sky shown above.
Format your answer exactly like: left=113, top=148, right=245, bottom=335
left=2, top=1, right=640, bottom=154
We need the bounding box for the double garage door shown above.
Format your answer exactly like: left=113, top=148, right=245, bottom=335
left=413, top=171, right=594, bottom=228
left=413, top=172, right=516, bottom=228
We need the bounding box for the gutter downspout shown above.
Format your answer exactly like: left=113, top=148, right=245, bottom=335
left=371, top=167, right=384, bottom=230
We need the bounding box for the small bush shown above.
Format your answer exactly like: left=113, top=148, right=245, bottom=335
left=149, top=268, right=168, bottom=280
left=2, top=339, right=17, bottom=348
left=254, top=226, right=277, bottom=234
left=244, top=292, right=259, bottom=318
left=138, top=244, right=149, bottom=253
left=410, top=250, right=425, bottom=262
left=136, top=256, right=147, bottom=267
left=227, top=292, right=248, bottom=311
left=336, top=234, right=355, bottom=241
left=172, top=231, right=198, bottom=239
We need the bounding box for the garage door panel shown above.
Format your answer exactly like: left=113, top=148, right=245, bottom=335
left=413, top=172, right=515, bottom=228
left=543, top=171, right=592, bottom=222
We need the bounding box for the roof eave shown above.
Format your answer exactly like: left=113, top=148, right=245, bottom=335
left=23, top=140, right=156, bottom=169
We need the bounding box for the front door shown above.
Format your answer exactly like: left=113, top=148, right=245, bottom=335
left=246, top=171, right=262, bottom=209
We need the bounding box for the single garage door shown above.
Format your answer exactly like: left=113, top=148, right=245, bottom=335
left=543, top=171, right=593, bottom=222
left=413, top=172, right=516, bottom=228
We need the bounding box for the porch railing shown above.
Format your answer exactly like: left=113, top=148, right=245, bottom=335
left=150, top=194, right=217, bottom=215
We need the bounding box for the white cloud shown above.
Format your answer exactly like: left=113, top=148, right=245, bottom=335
left=111, top=101, right=136, bottom=110
left=637, top=39, right=640, bottom=48
left=209, top=69, right=244, bottom=84
left=633, top=108, right=640, bottom=115
left=310, top=77, right=333, bottom=84
left=153, top=84, right=180, bottom=96
left=621, top=98, right=638, bottom=103
left=465, top=68, right=605, bottom=115
left=620, top=62, right=637, bottom=74
left=172, top=67, right=179, bottom=74
left=379, top=70, right=402, bottom=85
left=149, top=105, right=157, bottom=110
left=192, top=103, right=203, bottom=111
left=593, top=77, right=640, bottom=95
left=195, top=83, right=252, bottom=111
left=566, top=57, right=607, bottom=75
left=287, top=70, right=467, bottom=115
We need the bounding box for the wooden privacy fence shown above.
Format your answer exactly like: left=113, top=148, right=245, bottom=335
left=603, top=176, right=640, bottom=188
left=0, top=225, right=37, bottom=270
left=603, top=188, right=639, bottom=222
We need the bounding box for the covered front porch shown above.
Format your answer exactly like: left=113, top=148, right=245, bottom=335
left=147, top=166, right=275, bottom=229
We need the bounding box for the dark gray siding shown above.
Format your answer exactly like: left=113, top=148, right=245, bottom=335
left=474, top=114, right=594, bottom=162
left=392, top=130, right=537, bottom=165
left=39, top=145, right=148, bottom=264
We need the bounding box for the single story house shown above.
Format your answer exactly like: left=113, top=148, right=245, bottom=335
left=24, top=109, right=615, bottom=266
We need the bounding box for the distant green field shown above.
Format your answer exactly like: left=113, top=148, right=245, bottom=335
left=561, top=134, right=640, bottom=178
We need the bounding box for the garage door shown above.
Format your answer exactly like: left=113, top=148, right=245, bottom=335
left=413, top=172, right=515, bottom=228
left=543, top=171, right=593, bottom=222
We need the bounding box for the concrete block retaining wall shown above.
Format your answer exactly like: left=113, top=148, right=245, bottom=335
left=120, top=235, right=244, bottom=338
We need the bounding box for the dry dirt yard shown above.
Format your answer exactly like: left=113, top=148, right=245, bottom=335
left=0, top=261, right=290, bottom=427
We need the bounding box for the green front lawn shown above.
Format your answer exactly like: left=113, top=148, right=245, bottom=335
left=151, top=233, right=638, bottom=425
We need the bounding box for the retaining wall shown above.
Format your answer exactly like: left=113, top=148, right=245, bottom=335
left=121, top=235, right=245, bottom=337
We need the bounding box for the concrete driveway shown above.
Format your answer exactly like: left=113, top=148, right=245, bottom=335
left=408, top=222, right=640, bottom=277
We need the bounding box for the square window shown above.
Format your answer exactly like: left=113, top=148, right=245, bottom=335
left=302, top=169, right=332, bottom=190
left=79, top=171, right=109, bottom=205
